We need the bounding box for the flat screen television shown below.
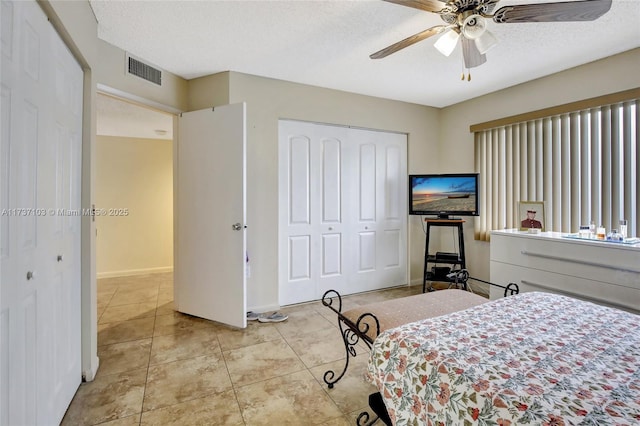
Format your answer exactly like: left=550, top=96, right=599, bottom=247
left=409, top=173, right=479, bottom=218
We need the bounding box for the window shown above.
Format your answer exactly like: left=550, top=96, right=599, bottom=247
left=474, top=98, right=638, bottom=241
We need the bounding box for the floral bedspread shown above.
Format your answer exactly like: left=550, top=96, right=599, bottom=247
left=367, top=292, right=640, bottom=425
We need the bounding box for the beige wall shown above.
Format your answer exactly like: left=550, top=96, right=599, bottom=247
left=189, top=52, right=640, bottom=309
left=189, top=72, right=441, bottom=310
left=96, top=136, right=173, bottom=277
left=187, top=72, right=231, bottom=110
left=439, top=49, right=640, bottom=287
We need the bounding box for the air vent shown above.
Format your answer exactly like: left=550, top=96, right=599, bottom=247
left=127, top=55, right=162, bottom=86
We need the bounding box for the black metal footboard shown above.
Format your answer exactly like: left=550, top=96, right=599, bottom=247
left=321, top=274, right=519, bottom=390
left=447, top=269, right=520, bottom=297
left=321, top=290, right=381, bottom=389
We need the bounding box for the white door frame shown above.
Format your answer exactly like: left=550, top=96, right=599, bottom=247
left=90, top=86, right=181, bottom=379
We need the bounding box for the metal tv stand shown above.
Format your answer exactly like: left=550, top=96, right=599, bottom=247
left=422, top=219, right=466, bottom=293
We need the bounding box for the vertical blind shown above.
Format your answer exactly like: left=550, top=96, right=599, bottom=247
left=474, top=99, right=639, bottom=241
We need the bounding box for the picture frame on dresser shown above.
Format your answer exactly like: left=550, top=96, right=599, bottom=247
left=519, top=201, right=545, bottom=231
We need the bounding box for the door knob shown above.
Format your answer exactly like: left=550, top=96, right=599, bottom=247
left=57, top=255, right=64, bottom=262
left=26, top=271, right=34, bottom=280
left=232, top=223, right=242, bottom=231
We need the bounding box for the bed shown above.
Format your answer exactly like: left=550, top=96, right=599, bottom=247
left=322, top=271, right=519, bottom=392
left=366, top=292, right=640, bottom=425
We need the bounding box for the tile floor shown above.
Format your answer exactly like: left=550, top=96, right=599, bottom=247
left=61, top=273, right=427, bottom=425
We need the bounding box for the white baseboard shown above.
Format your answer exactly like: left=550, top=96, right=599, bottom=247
left=82, top=355, right=100, bottom=382
left=410, top=277, right=423, bottom=286
left=97, top=266, right=174, bottom=279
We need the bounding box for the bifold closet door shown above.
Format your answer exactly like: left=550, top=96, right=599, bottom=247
left=278, top=121, right=407, bottom=306
left=1, top=0, right=83, bottom=424
left=278, top=122, right=349, bottom=305
left=345, top=128, right=407, bottom=294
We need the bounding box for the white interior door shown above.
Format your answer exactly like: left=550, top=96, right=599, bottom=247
left=176, top=104, right=247, bottom=328
left=278, top=121, right=407, bottom=305
left=1, top=1, right=82, bottom=424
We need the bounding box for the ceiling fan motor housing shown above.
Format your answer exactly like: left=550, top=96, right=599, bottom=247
left=440, top=0, right=500, bottom=24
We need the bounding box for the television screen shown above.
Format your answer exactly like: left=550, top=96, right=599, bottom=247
left=409, top=173, right=479, bottom=218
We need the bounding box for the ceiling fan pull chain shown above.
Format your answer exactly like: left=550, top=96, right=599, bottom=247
left=468, top=70, right=471, bottom=82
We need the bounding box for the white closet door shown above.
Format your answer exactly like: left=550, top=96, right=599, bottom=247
left=317, top=132, right=349, bottom=295
left=0, top=1, right=82, bottom=424
left=38, top=20, right=83, bottom=423
left=346, top=128, right=407, bottom=293
left=278, top=122, right=350, bottom=305
left=278, top=121, right=407, bottom=305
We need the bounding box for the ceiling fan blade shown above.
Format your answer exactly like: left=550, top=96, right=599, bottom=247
left=492, top=0, right=612, bottom=23
left=461, top=36, right=487, bottom=69
left=383, top=0, right=447, bottom=13
left=370, top=25, right=447, bottom=59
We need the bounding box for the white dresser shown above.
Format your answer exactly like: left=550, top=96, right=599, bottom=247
left=490, top=230, right=640, bottom=314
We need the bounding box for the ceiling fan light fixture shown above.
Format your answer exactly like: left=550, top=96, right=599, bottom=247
left=461, top=14, right=486, bottom=40
left=434, top=29, right=460, bottom=57
left=474, top=30, right=498, bottom=55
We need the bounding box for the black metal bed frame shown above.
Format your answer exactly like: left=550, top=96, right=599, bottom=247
left=321, top=271, right=519, bottom=426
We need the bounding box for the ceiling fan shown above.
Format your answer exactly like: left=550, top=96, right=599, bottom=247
left=371, top=0, right=613, bottom=79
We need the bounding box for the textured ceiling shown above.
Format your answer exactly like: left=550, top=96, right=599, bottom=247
left=90, top=0, right=639, bottom=110
left=97, top=94, right=173, bottom=140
